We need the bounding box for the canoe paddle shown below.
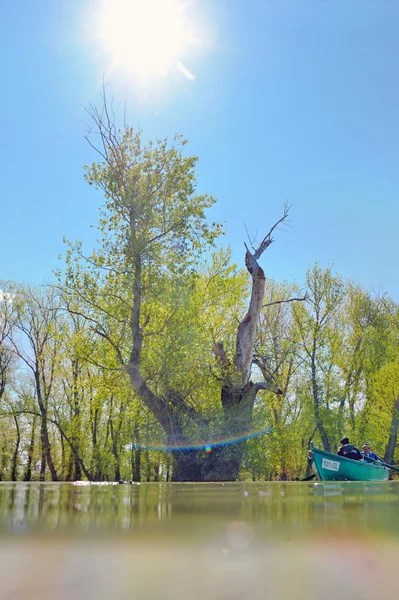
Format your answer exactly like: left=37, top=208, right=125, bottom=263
left=301, top=473, right=316, bottom=481
left=366, top=456, right=399, bottom=474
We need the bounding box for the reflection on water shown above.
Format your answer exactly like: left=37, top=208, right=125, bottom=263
left=1, top=480, right=399, bottom=537
left=1, top=481, right=399, bottom=599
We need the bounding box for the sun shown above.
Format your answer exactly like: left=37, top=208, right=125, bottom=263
left=97, top=0, right=196, bottom=81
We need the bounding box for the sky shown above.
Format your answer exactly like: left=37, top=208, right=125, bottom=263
left=1, top=0, right=398, bottom=299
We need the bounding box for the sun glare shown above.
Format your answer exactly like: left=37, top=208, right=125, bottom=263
left=97, top=0, right=196, bottom=80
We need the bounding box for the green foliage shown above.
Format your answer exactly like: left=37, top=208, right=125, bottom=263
left=2, top=105, right=399, bottom=480
left=83, top=129, right=223, bottom=271
left=2, top=263, right=399, bottom=480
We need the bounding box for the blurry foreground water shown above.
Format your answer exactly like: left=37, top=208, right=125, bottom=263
left=1, top=480, right=399, bottom=599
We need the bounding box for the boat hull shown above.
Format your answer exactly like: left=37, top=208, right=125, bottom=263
left=310, top=443, right=390, bottom=482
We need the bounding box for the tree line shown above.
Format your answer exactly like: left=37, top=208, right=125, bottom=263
left=1, top=95, right=398, bottom=482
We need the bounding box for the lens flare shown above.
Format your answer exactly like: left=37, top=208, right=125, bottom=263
left=131, top=427, right=272, bottom=453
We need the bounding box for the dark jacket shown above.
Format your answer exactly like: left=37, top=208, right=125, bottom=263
left=337, top=443, right=362, bottom=461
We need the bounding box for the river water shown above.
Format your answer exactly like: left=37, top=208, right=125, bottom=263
left=1, top=480, right=399, bottom=599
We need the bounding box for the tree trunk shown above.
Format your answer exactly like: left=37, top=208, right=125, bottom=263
left=132, top=428, right=141, bottom=482
left=60, top=432, right=66, bottom=479
left=65, top=451, right=73, bottom=481
left=90, top=406, right=102, bottom=480
left=384, top=396, right=399, bottom=464
left=203, top=446, right=242, bottom=481
left=234, top=250, right=266, bottom=385
left=125, top=210, right=288, bottom=482
left=203, top=387, right=252, bottom=480
left=166, top=456, right=171, bottom=482
left=71, top=358, right=82, bottom=480
left=206, top=213, right=288, bottom=480
left=40, top=419, right=47, bottom=481
left=112, top=437, right=121, bottom=482
left=172, top=450, right=202, bottom=482
left=40, top=416, right=57, bottom=481
left=24, top=416, right=36, bottom=482
left=109, top=420, right=121, bottom=481
left=11, top=415, right=20, bottom=481
left=110, top=397, right=125, bottom=482
left=0, top=436, right=7, bottom=481
left=35, top=371, right=58, bottom=481
left=54, top=423, right=92, bottom=481
left=311, top=348, right=331, bottom=452
left=74, top=454, right=82, bottom=480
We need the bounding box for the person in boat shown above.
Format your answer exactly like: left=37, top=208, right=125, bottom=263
left=337, top=437, right=362, bottom=460
left=361, top=443, right=383, bottom=463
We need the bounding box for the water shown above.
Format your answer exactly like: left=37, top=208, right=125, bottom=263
left=1, top=480, right=399, bottom=599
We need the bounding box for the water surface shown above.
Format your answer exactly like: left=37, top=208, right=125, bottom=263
left=1, top=480, right=399, bottom=599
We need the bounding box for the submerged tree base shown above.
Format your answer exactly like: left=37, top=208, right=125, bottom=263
left=171, top=444, right=243, bottom=482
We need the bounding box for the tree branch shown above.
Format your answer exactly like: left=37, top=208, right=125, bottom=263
left=253, top=381, right=284, bottom=395
left=263, top=293, right=307, bottom=309
left=253, top=202, right=290, bottom=261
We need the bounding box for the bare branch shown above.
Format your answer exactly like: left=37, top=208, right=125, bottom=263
left=253, top=381, right=284, bottom=395
left=244, top=222, right=258, bottom=254
left=252, top=356, right=280, bottom=385
left=263, top=293, right=307, bottom=309
left=253, top=202, right=291, bottom=261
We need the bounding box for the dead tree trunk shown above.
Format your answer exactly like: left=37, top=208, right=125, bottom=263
left=206, top=208, right=289, bottom=480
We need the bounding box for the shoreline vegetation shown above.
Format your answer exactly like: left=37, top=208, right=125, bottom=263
left=1, top=94, right=398, bottom=483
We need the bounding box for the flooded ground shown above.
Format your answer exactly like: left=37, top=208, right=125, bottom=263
left=1, top=480, right=399, bottom=599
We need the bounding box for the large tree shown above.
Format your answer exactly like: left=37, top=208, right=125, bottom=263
left=60, top=92, right=287, bottom=480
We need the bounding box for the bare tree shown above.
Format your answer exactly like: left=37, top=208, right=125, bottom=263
left=207, top=207, right=291, bottom=479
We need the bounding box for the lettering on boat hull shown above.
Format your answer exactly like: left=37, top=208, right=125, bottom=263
left=322, top=458, right=340, bottom=472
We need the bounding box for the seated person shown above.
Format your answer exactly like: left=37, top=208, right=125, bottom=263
left=337, top=437, right=362, bottom=461
left=361, top=443, right=383, bottom=463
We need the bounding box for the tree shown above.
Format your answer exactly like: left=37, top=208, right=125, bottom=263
left=358, top=299, right=399, bottom=463
left=6, top=284, right=60, bottom=481
left=0, top=284, right=15, bottom=403
left=292, top=265, right=344, bottom=452
left=0, top=284, right=22, bottom=480
left=59, top=91, right=288, bottom=481
left=247, top=279, right=306, bottom=479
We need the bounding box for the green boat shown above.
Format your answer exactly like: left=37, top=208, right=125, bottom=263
left=310, top=442, right=390, bottom=482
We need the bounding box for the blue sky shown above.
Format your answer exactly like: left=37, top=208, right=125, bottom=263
left=1, top=0, right=398, bottom=299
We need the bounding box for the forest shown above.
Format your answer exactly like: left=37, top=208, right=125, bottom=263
left=1, top=99, right=398, bottom=482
